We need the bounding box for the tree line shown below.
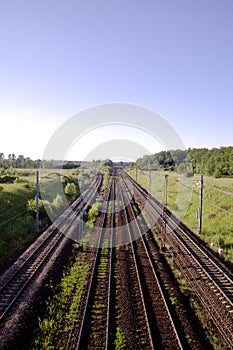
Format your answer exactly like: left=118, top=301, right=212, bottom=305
left=135, top=146, right=233, bottom=177
left=2, top=148, right=233, bottom=178
left=0, top=153, right=81, bottom=169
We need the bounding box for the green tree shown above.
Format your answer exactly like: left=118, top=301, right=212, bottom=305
left=214, top=164, right=223, bottom=178
left=52, top=194, right=65, bottom=213
left=27, top=198, right=51, bottom=219
left=64, top=183, right=77, bottom=199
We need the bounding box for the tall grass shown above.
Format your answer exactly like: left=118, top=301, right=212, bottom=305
left=0, top=179, right=37, bottom=270
left=31, top=258, right=89, bottom=349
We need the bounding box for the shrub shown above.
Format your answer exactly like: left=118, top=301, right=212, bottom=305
left=64, top=183, right=77, bottom=199
left=0, top=175, right=16, bottom=183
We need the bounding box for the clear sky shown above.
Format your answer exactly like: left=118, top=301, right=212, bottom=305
left=0, top=0, right=233, bottom=161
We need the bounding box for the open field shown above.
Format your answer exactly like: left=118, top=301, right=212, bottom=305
left=128, top=168, right=233, bottom=262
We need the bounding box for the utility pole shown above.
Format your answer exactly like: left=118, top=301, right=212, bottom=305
left=198, top=175, right=204, bottom=234
left=36, top=170, right=39, bottom=233
left=148, top=161, right=151, bottom=192
left=80, top=174, right=84, bottom=244
left=162, top=174, right=168, bottom=249
left=135, top=164, right=138, bottom=182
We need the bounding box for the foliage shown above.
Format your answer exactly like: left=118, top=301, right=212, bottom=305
left=0, top=152, right=81, bottom=169
left=0, top=174, right=17, bottom=183
left=31, top=259, right=89, bottom=349
left=87, top=202, right=100, bottom=226
left=114, top=327, right=127, bottom=350
left=135, top=146, right=233, bottom=178
left=0, top=169, right=81, bottom=271
left=188, top=147, right=233, bottom=177
left=98, top=160, right=112, bottom=189
left=0, top=178, right=37, bottom=270
left=64, top=182, right=77, bottom=198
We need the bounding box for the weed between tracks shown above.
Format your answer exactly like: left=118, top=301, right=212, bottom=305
left=114, top=327, right=127, bottom=350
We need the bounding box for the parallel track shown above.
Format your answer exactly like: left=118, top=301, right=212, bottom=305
left=66, top=172, right=184, bottom=349
left=0, top=174, right=102, bottom=324
left=118, top=176, right=183, bottom=349
left=3, top=167, right=232, bottom=348
left=65, top=178, right=114, bottom=349
left=123, top=170, right=233, bottom=347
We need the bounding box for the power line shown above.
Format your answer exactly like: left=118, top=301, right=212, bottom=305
left=0, top=210, right=29, bottom=226
left=0, top=200, right=29, bottom=219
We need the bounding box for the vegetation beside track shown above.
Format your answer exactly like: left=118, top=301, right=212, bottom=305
left=0, top=158, right=112, bottom=272
left=30, top=162, right=112, bottom=348
left=127, top=167, right=233, bottom=263
left=0, top=169, right=37, bottom=271
left=31, top=255, right=89, bottom=349
left=135, top=146, right=233, bottom=177
left=0, top=168, right=80, bottom=272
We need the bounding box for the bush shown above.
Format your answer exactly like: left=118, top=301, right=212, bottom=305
left=0, top=175, right=16, bottom=183
left=64, top=183, right=77, bottom=199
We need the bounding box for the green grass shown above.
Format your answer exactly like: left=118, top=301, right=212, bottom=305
left=0, top=169, right=81, bottom=271
left=129, top=169, right=233, bottom=263
left=31, top=257, right=89, bottom=349
left=0, top=176, right=37, bottom=270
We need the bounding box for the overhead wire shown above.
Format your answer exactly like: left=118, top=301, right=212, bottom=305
left=0, top=170, right=76, bottom=227
left=177, top=178, right=233, bottom=218
left=0, top=210, right=29, bottom=227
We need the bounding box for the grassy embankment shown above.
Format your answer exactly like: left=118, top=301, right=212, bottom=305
left=128, top=168, right=233, bottom=262
left=0, top=168, right=81, bottom=272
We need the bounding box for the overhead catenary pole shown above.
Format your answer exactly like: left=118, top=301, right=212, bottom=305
left=80, top=174, right=84, bottom=244
left=162, top=174, right=168, bottom=249
left=198, top=175, right=204, bottom=234
left=148, top=161, right=151, bottom=192
left=36, top=170, right=39, bottom=233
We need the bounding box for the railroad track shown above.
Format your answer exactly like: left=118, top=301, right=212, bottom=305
left=65, top=171, right=184, bottom=349
left=3, top=167, right=231, bottom=349
left=122, top=170, right=233, bottom=348
left=65, top=177, right=115, bottom=349
left=0, top=174, right=102, bottom=327
left=118, top=176, right=183, bottom=349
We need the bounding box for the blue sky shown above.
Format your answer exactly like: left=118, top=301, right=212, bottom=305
left=0, top=0, right=233, bottom=160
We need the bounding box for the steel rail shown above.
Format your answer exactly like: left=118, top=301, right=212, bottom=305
left=106, top=177, right=115, bottom=350
left=0, top=174, right=102, bottom=323
left=124, top=171, right=233, bottom=304
left=75, top=179, right=113, bottom=350
left=123, top=170, right=233, bottom=347
left=0, top=174, right=102, bottom=294
left=0, top=232, right=65, bottom=322
left=65, top=179, right=113, bottom=350
left=120, top=176, right=184, bottom=349
left=117, top=179, right=154, bottom=349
